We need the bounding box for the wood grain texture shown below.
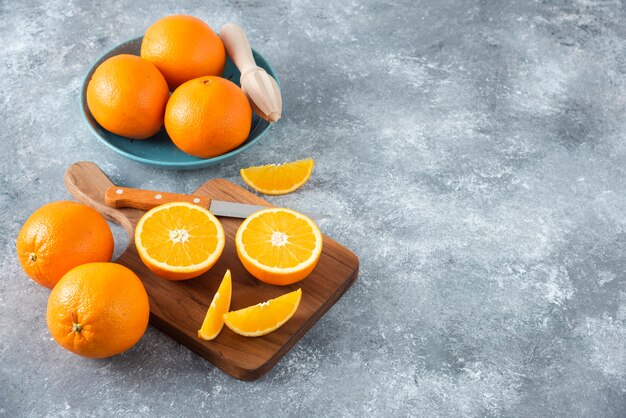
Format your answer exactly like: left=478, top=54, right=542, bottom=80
left=220, top=23, right=282, bottom=122
left=104, top=186, right=212, bottom=211
left=64, top=161, right=359, bottom=380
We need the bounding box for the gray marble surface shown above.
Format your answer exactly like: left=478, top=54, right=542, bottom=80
left=1, top=0, right=625, bottom=416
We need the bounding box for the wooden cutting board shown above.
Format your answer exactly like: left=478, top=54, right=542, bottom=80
left=64, top=162, right=359, bottom=380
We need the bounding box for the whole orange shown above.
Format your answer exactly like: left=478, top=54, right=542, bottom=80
left=86, top=54, right=169, bottom=139
left=164, top=76, right=252, bottom=158
left=46, top=262, right=150, bottom=358
left=140, top=15, right=226, bottom=89
left=16, top=201, right=114, bottom=289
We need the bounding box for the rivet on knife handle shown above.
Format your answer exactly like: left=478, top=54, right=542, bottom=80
left=104, top=186, right=211, bottom=211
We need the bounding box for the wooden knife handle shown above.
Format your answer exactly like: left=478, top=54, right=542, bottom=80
left=220, top=23, right=259, bottom=77
left=105, top=186, right=211, bottom=211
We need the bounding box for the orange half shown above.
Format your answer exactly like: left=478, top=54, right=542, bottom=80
left=223, top=288, right=302, bottom=337
left=134, top=202, right=225, bottom=280
left=198, top=269, right=232, bottom=340
left=240, top=158, right=314, bottom=195
left=235, top=208, right=322, bottom=285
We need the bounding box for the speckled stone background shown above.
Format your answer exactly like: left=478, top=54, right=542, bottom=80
left=1, top=0, right=625, bottom=416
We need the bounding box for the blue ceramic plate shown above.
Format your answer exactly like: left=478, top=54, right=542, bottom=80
left=80, top=37, right=276, bottom=169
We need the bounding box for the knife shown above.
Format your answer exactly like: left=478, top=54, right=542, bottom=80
left=104, top=186, right=322, bottom=221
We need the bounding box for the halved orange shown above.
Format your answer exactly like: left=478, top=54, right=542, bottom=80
left=223, top=288, right=302, bottom=337
left=240, top=158, right=314, bottom=195
left=198, top=269, right=232, bottom=340
left=235, top=208, right=322, bottom=285
left=134, top=202, right=225, bottom=280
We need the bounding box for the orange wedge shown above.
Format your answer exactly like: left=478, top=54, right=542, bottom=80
left=198, top=269, right=232, bottom=340
left=235, top=208, right=322, bottom=285
left=134, top=202, right=225, bottom=280
left=240, top=158, right=314, bottom=195
left=223, top=288, right=302, bottom=337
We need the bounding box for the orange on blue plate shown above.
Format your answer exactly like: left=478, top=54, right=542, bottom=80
left=80, top=37, right=277, bottom=170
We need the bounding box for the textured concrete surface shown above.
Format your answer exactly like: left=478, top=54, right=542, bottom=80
left=1, top=0, right=626, bottom=416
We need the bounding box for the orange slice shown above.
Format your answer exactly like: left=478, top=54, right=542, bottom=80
left=134, top=202, right=225, bottom=280
left=223, top=288, right=302, bottom=337
left=198, top=269, right=232, bottom=340
left=240, top=158, right=314, bottom=195
left=235, top=208, right=322, bottom=285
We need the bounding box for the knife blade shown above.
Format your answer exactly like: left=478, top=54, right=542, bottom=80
left=207, top=199, right=269, bottom=219
left=104, top=186, right=322, bottom=221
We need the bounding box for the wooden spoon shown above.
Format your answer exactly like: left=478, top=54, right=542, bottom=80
left=220, top=23, right=282, bottom=123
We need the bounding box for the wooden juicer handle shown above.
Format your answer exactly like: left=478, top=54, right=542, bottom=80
left=220, top=23, right=282, bottom=123
left=220, top=23, right=258, bottom=77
